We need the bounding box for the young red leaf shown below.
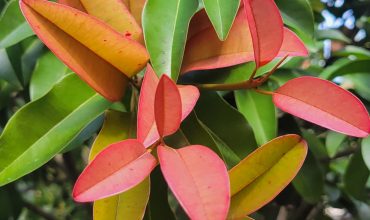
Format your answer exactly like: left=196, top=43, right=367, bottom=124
left=181, top=9, right=307, bottom=73
left=273, top=77, right=370, bottom=137
left=137, top=66, right=199, bottom=146
left=154, top=75, right=182, bottom=137
left=243, top=0, right=284, bottom=67
left=158, top=145, right=230, bottom=220
left=73, top=139, right=157, bottom=202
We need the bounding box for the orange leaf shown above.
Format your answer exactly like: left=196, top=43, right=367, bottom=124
left=182, top=9, right=307, bottom=73
left=137, top=65, right=199, bottom=146
left=273, top=77, right=370, bottom=137
left=21, top=0, right=149, bottom=101
left=80, top=0, right=142, bottom=42
left=154, top=75, right=182, bottom=137
left=158, top=145, right=230, bottom=220
left=122, top=0, right=146, bottom=26
left=73, top=139, right=157, bottom=202
left=243, top=0, right=284, bottom=67
left=57, top=0, right=86, bottom=11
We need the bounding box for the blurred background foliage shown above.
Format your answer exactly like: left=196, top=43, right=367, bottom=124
left=0, top=0, right=370, bottom=219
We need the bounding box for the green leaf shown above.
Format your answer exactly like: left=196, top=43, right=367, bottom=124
left=320, top=59, right=370, bottom=80
left=179, top=112, right=240, bottom=168
left=0, top=74, right=111, bottom=186
left=316, top=29, right=351, bottom=43
left=0, top=49, right=21, bottom=87
left=201, top=0, right=240, bottom=40
left=292, top=152, right=324, bottom=203
left=195, top=91, right=257, bottom=157
left=302, top=129, right=328, bottom=159
left=145, top=167, right=176, bottom=220
left=344, top=73, right=370, bottom=101
left=235, top=85, right=277, bottom=146
left=20, top=38, right=44, bottom=86
left=333, top=46, right=370, bottom=59
left=362, top=136, right=370, bottom=170
left=142, top=0, right=198, bottom=80
left=30, top=52, right=68, bottom=100
left=344, top=150, right=370, bottom=201
left=0, top=0, right=34, bottom=48
left=325, top=131, right=346, bottom=158
left=275, top=0, right=314, bottom=37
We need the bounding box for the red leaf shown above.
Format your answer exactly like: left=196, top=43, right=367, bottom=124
left=137, top=66, right=199, bottom=146
left=273, top=77, right=370, bottom=137
left=154, top=75, right=182, bottom=137
left=243, top=0, right=284, bottom=67
left=278, top=28, right=308, bottom=57
left=73, top=139, right=157, bottom=202
left=181, top=9, right=306, bottom=73
left=158, top=145, right=230, bottom=220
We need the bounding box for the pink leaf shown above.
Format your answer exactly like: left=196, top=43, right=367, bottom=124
left=154, top=75, right=182, bottom=137
left=278, top=28, right=309, bottom=57
left=137, top=66, right=199, bottom=146
left=73, top=139, right=157, bottom=202
left=181, top=9, right=306, bottom=73
left=243, top=0, right=284, bottom=67
left=273, top=76, right=370, bottom=137
left=158, top=145, right=230, bottom=220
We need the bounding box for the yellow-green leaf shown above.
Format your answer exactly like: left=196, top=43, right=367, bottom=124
left=90, top=111, right=150, bottom=220
left=228, top=135, right=307, bottom=219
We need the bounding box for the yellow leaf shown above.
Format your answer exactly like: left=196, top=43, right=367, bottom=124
left=89, top=111, right=150, bottom=220
left=228, top=135, right=307, bottom=219
left=21, top=0, right=149, bottom=101
left=58, top=0, right=86, bottom=11
left=122, top=0, right=146, bottom=26
left=80, top=0, right=143, bottom=42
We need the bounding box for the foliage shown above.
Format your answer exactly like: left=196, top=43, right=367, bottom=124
left=0, top=0, right=369, bottom=219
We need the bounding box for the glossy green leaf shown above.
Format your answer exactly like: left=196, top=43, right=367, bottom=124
left=30, top=52, right=68, bottom=100
left=0, top=0, right=34, bottom=48
left=292, top=152, right=324, bottom=203
left=142, top=0, right=198, bottom=80
left=91, top=111, right=149, bottom=220
left=361, top=136, right=370, bottom=170
left=320, top=59, right=370, bottom=80
left=235, top=85, right=277, bottom=146
left=325, top=131, right=346, bottom=158
left=201, top=0, right=239, bottom=40
left=20, top=38, right=44, bottom=86
left=344, top=150, right=370, bottom=201
left=180, top=112, right=240, bottom=168
left=302, top=129, right=328, bottom=159
left=344, top=73, right=370, bottom=101
left=228, top=135, right=308, bottom=218
left=195, top=91, right=257, bottom=157
left=0, top=74, right=111, bottom=186
left=0, top=49, right=21, bottom=87
left=275, top=0, right=314, bottom=37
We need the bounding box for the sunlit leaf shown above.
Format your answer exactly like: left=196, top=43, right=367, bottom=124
left=242, top=0, right=284, bottom=67
left=235, top=85, right=277, bottom=146
left=182, top=8, right=307, bottom=73
left=21, top=0, right=149, bottom=101
left=201, top=0, right=239, bottom=40
left=58, top=0, right=86, bottom=11
left=0, top=0, right=34, bottom=49
left=90, top=111, right=149, bottom=220
left=154, top=75, right=182, bottom=137
left=73, top=139, right=157, bottom=202
left=0, top=74, right=111, bottom=186
left=29, top=52, right=67, bottom=100
left=228, top=135, right=307, bottom=218
left=142, top=0, right=198, bottom=80
left=158, top=145, right=230, bottom=220
left=273, top=76, right=370, bottom=137
left=80, top=0, right=142, bottom=42
left=137, top=66, right=199, bottom=146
